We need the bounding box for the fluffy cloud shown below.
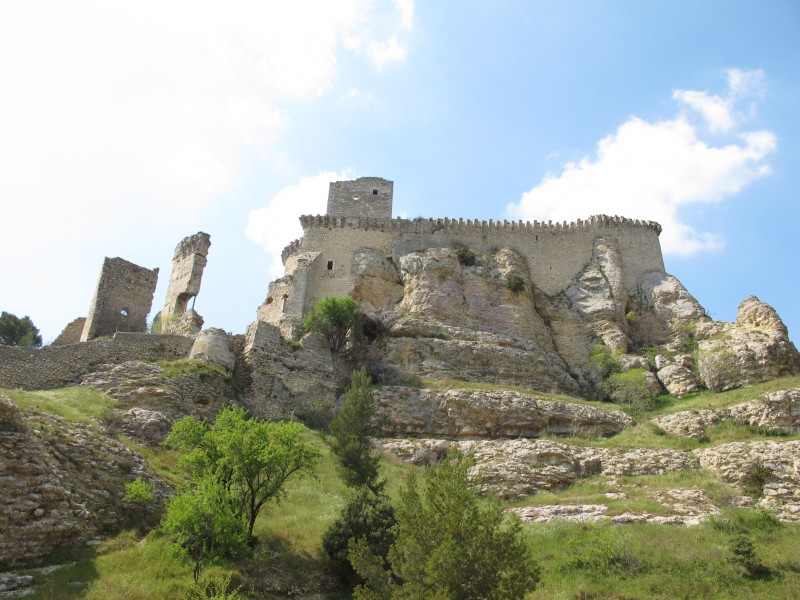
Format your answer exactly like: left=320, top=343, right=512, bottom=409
left=246, top=171, right=352, bottom=278
left=507, top=70, right=775, bottom=256
left=0, top=0, right=406, bottom=338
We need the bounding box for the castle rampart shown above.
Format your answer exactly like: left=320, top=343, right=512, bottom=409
left=266, top=199, right=665, bottom=338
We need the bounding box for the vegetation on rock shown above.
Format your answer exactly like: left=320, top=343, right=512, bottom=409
left=302, top=296, right=361, bottom=351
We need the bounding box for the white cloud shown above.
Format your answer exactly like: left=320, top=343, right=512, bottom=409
left=395, top=0, right=415, bottom=29
left=507, top=72, right=776, bottom=257
left=246, top=171, right=352, bottom=278
left=673, top=68, right=765, bottom=133
left=0, top=0, right=402, bottom=338
left=368, top=36, right=409, bottom=71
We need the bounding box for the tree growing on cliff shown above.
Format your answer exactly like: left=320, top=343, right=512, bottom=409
left=349, top=450, right=540, bottom=599
left=164, top=406, right=320, bottom=541
left=302, top=296, right=361, bottom=351
left=0, top=311, right=42, bottom=347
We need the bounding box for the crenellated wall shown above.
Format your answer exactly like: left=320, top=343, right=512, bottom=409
left=273, top=213, right=665, bottom=326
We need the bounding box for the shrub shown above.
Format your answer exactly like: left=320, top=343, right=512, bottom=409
left=589, top=344, right=620, bottom=379
left=626, top=310, right=667, bottom=350
left=302, top=296, right=361, bottom=351
left=182, top=571, right=244, bottom=600
left=506, top=273, right=526, bottom=293
left=740, top=460, right=773, bottom=498
left=561, top=523, right=644, bottom=578
left=603, top=368, right=657, bottom=413
left=349, top=450, right=539, bottom=599
left=455, top=246, right=477, bottom=266
left=323, top=486, right=396, bottom=584
left=124, top=477, right=155, bottom=506
left=728, top=533, right=761, bottom=577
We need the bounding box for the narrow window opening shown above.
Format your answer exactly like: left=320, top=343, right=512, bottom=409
left=327, top=260, right=334, bottom=271
left=372, top=189, right=378, bottom=195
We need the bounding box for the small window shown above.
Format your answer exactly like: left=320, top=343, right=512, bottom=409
left=327, top=260, right=334, bottom=270
left=266, top=296, right=273, bottom=304
left=120, top=309, right=128, bottom=317
left=372, top=189, right=378, bottom=195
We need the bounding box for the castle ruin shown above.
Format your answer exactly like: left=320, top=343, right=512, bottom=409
left=156, top=232, right=211, bottom=335
left=80, top=258, right=159, bottom=341
left=258, top=176, right=666, bottom=339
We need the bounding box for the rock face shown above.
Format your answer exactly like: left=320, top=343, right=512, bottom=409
left=694, top=440, right=800, bottom=520
left=695, top=297, right=800, bottom=392
left=378, top=438, right=695, bottom=499
left=375, top=386, right=634, bottom=438
left=651, top=386, right=800, bottom=440
left=366, top=248, right=581, bottom=395
left=0, top=396, right=167, bottom=565
left=80, top=360, right=236, bottom=443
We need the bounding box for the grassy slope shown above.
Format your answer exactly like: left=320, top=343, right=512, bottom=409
left=6, top=376, right=800, bottom=599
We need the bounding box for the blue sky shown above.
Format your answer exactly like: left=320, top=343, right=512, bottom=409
left=1, top=0, right=798, bottom=343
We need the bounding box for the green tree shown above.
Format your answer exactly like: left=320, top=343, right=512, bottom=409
left=603, top=368, right=658, bottom=413
left=0, top=311, right=42, bottom=347
left=302, top=296, right=361, bottom=351
left=329, top=368, right=382, bottom=491
left=350, top=451, right=539, bottom=599
left=323, top=486, right=396, bottom=583
left=162, top=477, right=248, bottom=581
left=165, top=406, right=320, bottom=541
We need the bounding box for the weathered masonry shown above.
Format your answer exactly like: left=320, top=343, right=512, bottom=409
left=259, top=176, right=665, bottom=337
left=161, top=232, right=211, bottom=318
left=80, top=258, right=159, bottom=341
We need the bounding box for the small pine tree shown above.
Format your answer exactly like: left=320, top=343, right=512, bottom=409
left=328, top=368, right=382, bottom=490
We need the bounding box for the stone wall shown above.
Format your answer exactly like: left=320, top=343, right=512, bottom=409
left=327, top=177, right=393, bottom=219
left=161, top=232, right=211, bottom=317
left=0, top=333, right=193, bottom=390
left=275, top=214, right=664, bottom=325
left=80, top=257, right=159, bottom=341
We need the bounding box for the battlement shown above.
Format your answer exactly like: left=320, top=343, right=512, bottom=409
left=281, top=214, right=661, bottom=265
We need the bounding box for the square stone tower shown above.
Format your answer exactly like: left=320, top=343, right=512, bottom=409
left=327, top=177, right=393, bottom=219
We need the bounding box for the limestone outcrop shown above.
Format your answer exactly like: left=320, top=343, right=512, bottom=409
left=374, top=386, right=634, bottom=438
left=189, top=327, right=236, bottom=372
left=695, top=297, right=800, bottom=392
left=652, top=386, right=800, bottom=439
left=378, top=438, right=695, bottom=499
left=0, top=396, right=168, bottom=565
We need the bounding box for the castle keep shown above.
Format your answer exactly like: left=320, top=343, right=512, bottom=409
left=260, top=176, right=666, bottom=338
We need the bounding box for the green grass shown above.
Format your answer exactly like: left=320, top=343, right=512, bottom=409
left=155, top=358, right=228, bottom=379
left=4, top=386, right=116, bottom=424
left=523, top=517, right=800, bottom=599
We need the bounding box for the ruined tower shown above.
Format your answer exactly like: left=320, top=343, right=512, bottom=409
left=80, top=258, right=159, bottom=341
left=157, top=232, right=211, bottom=335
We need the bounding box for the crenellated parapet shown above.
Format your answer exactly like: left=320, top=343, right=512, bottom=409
left=297, top=213, right=662, bottom=235
left=281, top=238, right=303, bottom=265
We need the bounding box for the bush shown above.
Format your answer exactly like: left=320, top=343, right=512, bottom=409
left=349, top=450, right=539, bottom=599
left=455, top=246, right=477, bottom=266
left=323, top=487, right=396, bottom=584
left=302, top=296, right=361, bottom=351
left=589, top=344, right=620, bottom=379
left=740, top=460, right=773, bottom=498
left=124, top=477, right=155, bottom=506
left=561, top=523, right=645, bottom=578
left=603, top=368, right=658, bottom=412
left=506, top=274, right=526, bottom=293
left=626, top=310, right=667, bottom=350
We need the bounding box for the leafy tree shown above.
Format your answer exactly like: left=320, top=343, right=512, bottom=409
left=323, top=486, right=396, bottom=583
left=162, top=477, right=248, bottom=581
left=165, top=406, right=320, bottom=540
left=349, top=451, right=540, bottom=599
left=302, top=296, right=361, bottom=351
left=329, top=368, right=382, bottom=491
left=124, top=477, right=155, bottom=506
left=588, top=343, right=620, bottom=379
left=0, top=311, right=42, bottom=347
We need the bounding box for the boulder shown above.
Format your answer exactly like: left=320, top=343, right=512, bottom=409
left=190, top=328, right=236, bottom=372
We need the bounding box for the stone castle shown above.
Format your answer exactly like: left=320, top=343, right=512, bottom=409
left=260, top=176, right=666, bottom=339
